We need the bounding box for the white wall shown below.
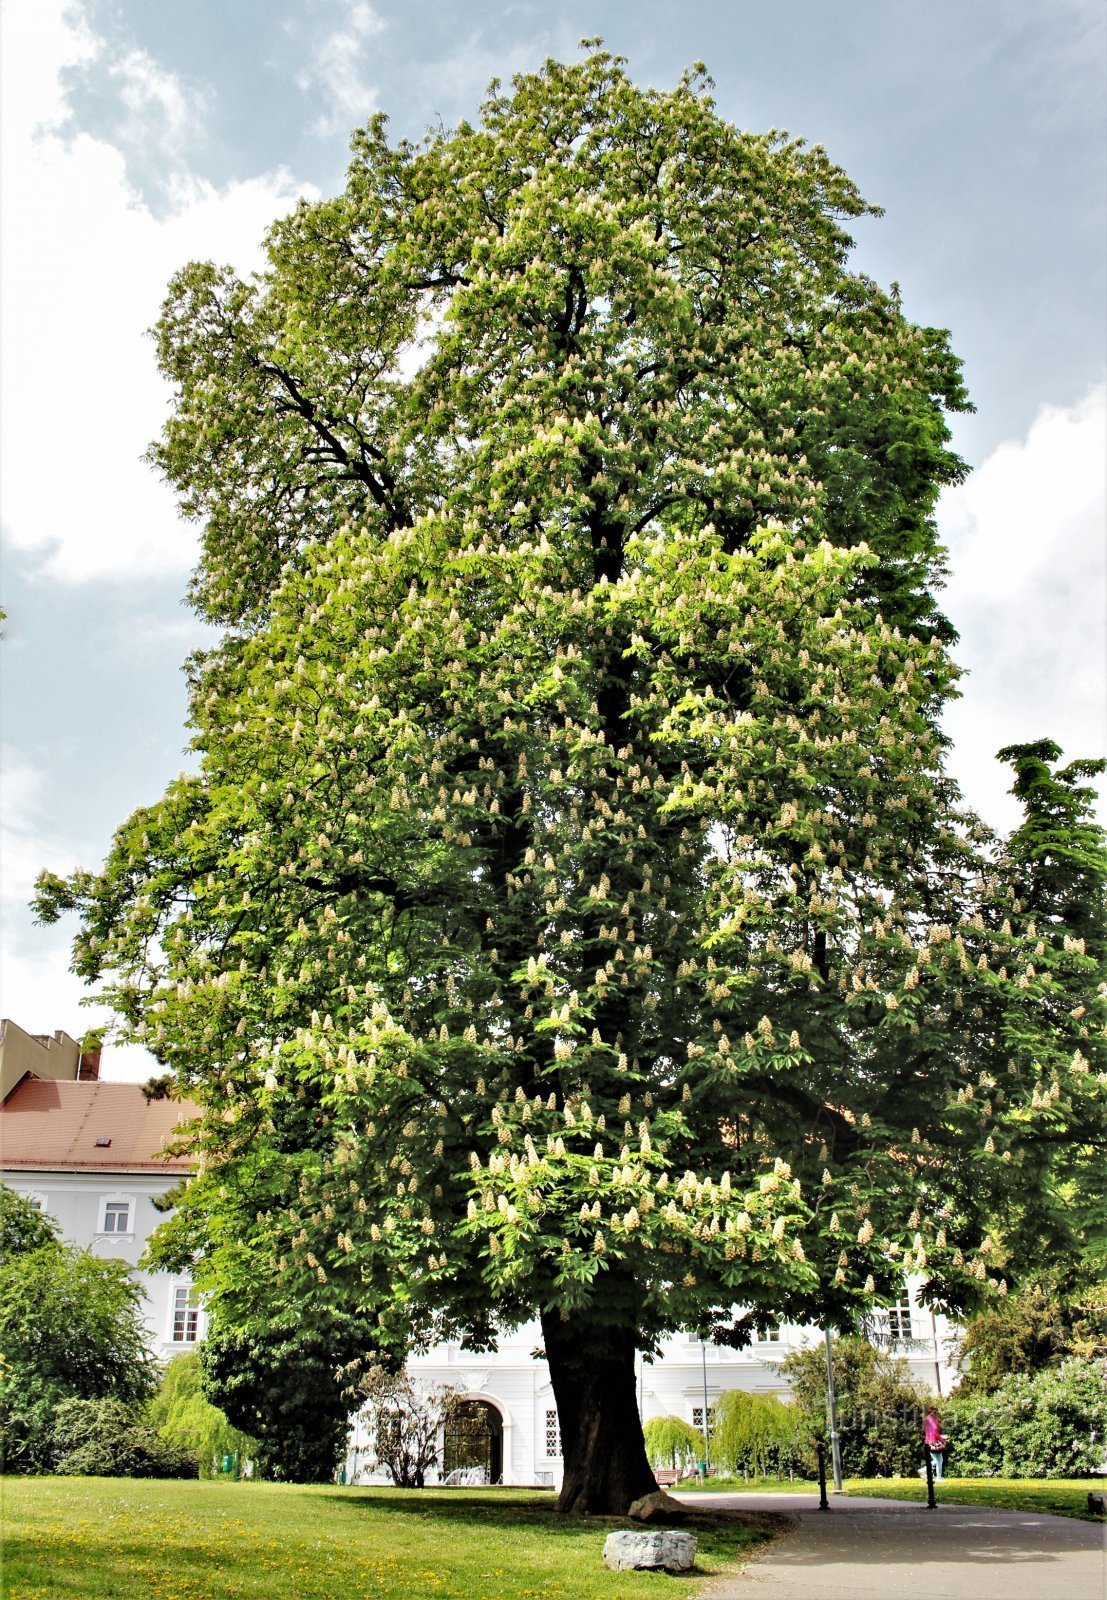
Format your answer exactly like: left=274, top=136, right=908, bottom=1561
left=3, top=1167, right=206, bottom=1362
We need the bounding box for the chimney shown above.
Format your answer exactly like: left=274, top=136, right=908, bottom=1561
left=77, top=1046, right=102, bottom=1081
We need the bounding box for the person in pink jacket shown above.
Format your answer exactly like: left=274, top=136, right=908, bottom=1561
left=924, top=1407, right=947, bottom=1479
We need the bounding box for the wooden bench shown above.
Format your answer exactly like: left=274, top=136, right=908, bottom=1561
left=655, top=1470, right=681, bottom=1487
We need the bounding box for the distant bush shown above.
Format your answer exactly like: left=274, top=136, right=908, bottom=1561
left=643, top=1414, right=702, bottom=1474
left=942, top=1359, right=1107, bottom=1478
left=780, top=1336, right=931, bottom=1478
left=52, top=1398, right=197, bottom=1479
left=712, top=1389, right=809, bottom=1478
left=147, top=1352, right=257, bottom=1478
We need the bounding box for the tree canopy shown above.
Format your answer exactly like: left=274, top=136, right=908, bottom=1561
left=36, top=49, right=1106, bottom=1513
left=0, top=1180, right=60, bottom=1263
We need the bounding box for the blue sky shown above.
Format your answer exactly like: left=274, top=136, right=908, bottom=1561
left=2, top=0, right=1104, bottom=1078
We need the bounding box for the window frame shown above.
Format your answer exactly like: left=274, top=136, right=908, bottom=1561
left=98, top=1194, right=133, bottom=1235
left=887, top=1300, right=915, bottom=1343
left=170, top=1283, right=202, bottom=1345
left=544, top=1407, right=561, bottom=1459
left=691, top=1405, right=716, bottom=1438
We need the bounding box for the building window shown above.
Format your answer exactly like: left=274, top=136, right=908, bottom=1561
left=100, top=1199, right=131, bottom=1234
left=545, top=1409, right=561, bottom=1458
left=758, top=1323, right=781, bottom=1344
left=171, top=1285, right=201, bottom=1343
left=691, top=1406, right=715, bottom=1437
left=887, top=1301, right=914, bottom=1342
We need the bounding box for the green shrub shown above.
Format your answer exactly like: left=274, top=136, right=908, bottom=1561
left=52, top=1398, right=197, bottom=1478
left=199, top=1319, right=359, bottom=1483
left=643, top=1415, right=702, bottom=1473
left=0, top=1182, right=60, bottom=1262
left=147, top=1352, right=257, bottom=1477
left=943, top=1359, right=1107, bottom=1477
left=713, top=1389, right=808, bottom=1478
left=0, top=1243, right=156, bottom=1472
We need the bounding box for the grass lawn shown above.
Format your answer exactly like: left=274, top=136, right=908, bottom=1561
left=846, top=1477, right=1107, bottom=1521
left=675, top=1474, right=1107, bottom=1522
left=675, top=1477, right=816, bottom=1494
left=0, top=1479, right=776, bottom=1600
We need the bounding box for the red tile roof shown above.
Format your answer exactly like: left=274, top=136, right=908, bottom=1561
left=0, top=1078, right=199, bottom=1172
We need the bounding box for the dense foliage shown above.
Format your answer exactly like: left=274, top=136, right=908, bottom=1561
left=51, top=1397, right=197, bottom=1479
left=35, top=49, right=1106, bottom=1512
left=954, top=1276, right=1107, bottom=1395
left=712, top=1387, right=808, bottom=1478
left=0, top=1181, right=60, bottom=1262
left=148, top=1352, right=258, bottom=1477
left=781, top=1336, right=930, bottom=1477
left=642, top=1414, right=703, bottom=1473
left=941, top=1359, right=1107, bottom=1478
left=198, top=1317, right=364, bottom=1482
left=0, top=1239, right=157, bottom=1473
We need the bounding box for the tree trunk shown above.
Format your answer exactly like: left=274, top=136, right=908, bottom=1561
left=541, top=1304, right=659, bottom=1515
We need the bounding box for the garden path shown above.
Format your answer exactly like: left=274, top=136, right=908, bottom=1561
left=678, top=1491, right=1106, bottom=1600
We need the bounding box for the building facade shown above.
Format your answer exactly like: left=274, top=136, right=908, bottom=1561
left=0, top=1073, right=206, bottom=1362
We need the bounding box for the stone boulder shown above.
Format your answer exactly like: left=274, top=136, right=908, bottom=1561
left=627, top=1489, right=688, bottom=1523
left=603, top=1530, right=698, bottom=1574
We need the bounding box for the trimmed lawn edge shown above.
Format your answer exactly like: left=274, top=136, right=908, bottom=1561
left=845, top=1476, right=1107, bottom=1522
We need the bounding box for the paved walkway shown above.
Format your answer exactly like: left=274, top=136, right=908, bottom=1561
left=675, top=1491, right=1107, bottom=1600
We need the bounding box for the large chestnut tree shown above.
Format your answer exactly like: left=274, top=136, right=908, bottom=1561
left=38, top=51, right=1105, bottom=1512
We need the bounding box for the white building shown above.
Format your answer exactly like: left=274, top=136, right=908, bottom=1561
left=0, top=1071, right=206, bottom=1361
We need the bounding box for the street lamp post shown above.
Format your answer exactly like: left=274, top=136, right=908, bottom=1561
left=823, top=1329, right=843, bottom=1492
left=931, top=1308, right=943, bottom=1398
left=700, top=1338, right=711, bottom=1477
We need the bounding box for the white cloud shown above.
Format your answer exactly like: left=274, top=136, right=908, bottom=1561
left=940, top=386, right=1107, bottom=831
left=0, top=746, right=82, bottom=910
left=109, top=46, right=210, bottom=169
left=0, top=743, right=159, bottom=1080
left=0, top=0, right=315, bottom=583
left=297, top=0, right=384, bottom=138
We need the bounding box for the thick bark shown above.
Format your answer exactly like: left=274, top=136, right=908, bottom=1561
left=541, top=1304, right=659, bottom=1515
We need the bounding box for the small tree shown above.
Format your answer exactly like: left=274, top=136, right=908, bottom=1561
left=147, top=1352, right=257, bottom=1477
left=713, top=1389, right=808, bottom=1479
left=781, top=1336, right=930, bottom=1478
left=0, top=1244, right=156, bottom=1472
left=361, top=1371, right=460, bottom=1488
left=954, top=1277, right=1107, bottom=1395
left=643, top=1414, right=702, bottom=1475
left=199, top=1318, right=363, bottom=1483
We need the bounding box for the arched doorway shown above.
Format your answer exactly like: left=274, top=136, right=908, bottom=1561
left=443, top=1398, right=503, bottom=1484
